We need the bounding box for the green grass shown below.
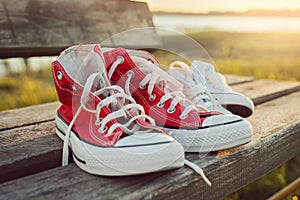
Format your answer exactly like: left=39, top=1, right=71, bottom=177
left=0, top=68, right=57, bottom=111
left=153, top=31, right=300, bottom=81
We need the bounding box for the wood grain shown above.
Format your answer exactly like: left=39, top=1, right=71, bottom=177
left=0, top=92, right=299, bottom=199
left=0, top=0, right=161, bottom=58
left=231, top=79, right=300, bottom=105
left=0, top=121, right=62, bottom=183
left=0, top=102, right=60, bottom=131
left=0, top=90, right=299, bottom=198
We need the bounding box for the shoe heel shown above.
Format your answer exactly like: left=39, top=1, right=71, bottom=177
left=55, top=114, right=68, bottom=141
left=55, top=127, right=65, bottom=141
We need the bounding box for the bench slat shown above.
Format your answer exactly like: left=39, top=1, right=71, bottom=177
left=231, top=79, right=300, bottom=105
left=1, top=126, right=298, bottom=200
left=0, top=121, right=62, bottom=183
left=0, top=102, right=60, bottom=131
left=1, top=79, right=299, bottom=131
left=1, top=90, right=299, bottom=199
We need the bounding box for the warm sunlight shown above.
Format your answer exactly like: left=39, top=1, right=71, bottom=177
left=1, top=1, right=300, bottom=199
left=142, top=0, right=300, bottom=12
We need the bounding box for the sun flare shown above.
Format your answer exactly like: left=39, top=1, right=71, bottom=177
left=142, top=0, right=300, bottom=12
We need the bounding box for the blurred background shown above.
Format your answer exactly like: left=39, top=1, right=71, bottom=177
left=0, top=1, right=299, bottom=199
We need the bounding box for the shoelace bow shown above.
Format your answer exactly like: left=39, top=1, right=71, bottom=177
left=107, top=53, right=212, bottom=186
left=200, top=62, right=232, bottom=92
left=169, top=61, right=215, bottom=109
left=62, top=72, right=156, bottom=166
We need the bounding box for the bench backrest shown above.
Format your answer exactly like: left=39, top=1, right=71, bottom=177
left=0, top=0, right=161, bottom=58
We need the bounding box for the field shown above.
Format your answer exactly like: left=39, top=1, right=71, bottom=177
left=154, top=31, right=300, bottom=81
left=0, top=67, right=57, bottom=111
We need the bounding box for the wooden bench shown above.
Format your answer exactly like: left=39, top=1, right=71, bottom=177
left=1, top=0, right=300, bottom=199
left=1, top=76, right=300, bottom=199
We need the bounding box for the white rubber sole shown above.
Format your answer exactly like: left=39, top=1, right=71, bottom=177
left=55, top=114, right=184, bottom=176
left=165, top=119, right=252, bottom=153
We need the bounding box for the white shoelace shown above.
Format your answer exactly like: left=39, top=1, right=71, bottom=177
left=108, top=55, right=198, bottom=120
left=62, top=72, right=156, bottom=166
left=107, top=53, right=212, bottom=186
left=169, top=61, right=215, bottom=109
left=193, top=61, right=232, bottom=92
left=184, top=159, right=212, bottom=186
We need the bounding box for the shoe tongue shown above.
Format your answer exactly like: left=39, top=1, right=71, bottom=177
left=190, top=61, right=207, bottom=85
left=132, top=56, right=159, bottom=75
left=169, top=61, right=212, bottom=108
left=133, top=57, right=164, bottom=90
left=59, top=44, right=106, bottom=86
left=167, top=67, right=196, bottom=90
left=127, top=50, right=160, bottom=67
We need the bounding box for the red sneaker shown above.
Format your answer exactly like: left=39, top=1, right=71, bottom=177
left=103, top=48, right=252, bottom=153
left=52, top=44, right=185, bottom=176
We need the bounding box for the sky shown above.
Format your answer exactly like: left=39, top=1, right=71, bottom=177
left=137, top=0, right=300, bottom=12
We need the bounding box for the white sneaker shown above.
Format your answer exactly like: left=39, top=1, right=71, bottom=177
left=168, top=60, right=254, bottom=117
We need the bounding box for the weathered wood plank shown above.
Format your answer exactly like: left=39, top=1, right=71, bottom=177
left=0, top=0, right=160, bottom=58
left=0, top=121, right=62, bottom=183
left=0, top=90, right=299, bottom=199
left=185, top=124, right=300, bottom=200
left=231, top=79, right=300, bottom=105
left=0, top=102, right=60, bottom=131
left=0, top=121, right=56, bottom=147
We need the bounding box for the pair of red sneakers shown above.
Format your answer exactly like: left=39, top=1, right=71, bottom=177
left=52, top=44, right=251, bottom=184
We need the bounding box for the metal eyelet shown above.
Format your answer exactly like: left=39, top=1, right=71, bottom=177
left=179, top=114, right=188, bottom=119
left=57, top=71, right=63, bottom=80
left=98, top=126, right=108, bottom=133
left=149, top=93, right=156, bottom=101
left=167, top=107, right=176, bottom=113
left=117, top=56, right=124, bottom=64
left=127, top=70, right=135, bottom=78
left=139, top=84, right=146, bottom=89
left=147, top=59, right=155, bottom=64
left=157, top=102, right=165, bottom=108
left=70, top=85, right=77, bottom=91
left=94, top=118, right=103, bottom=126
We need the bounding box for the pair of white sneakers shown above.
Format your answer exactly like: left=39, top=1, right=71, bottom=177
left=52, top=44, right=253, bottom=186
